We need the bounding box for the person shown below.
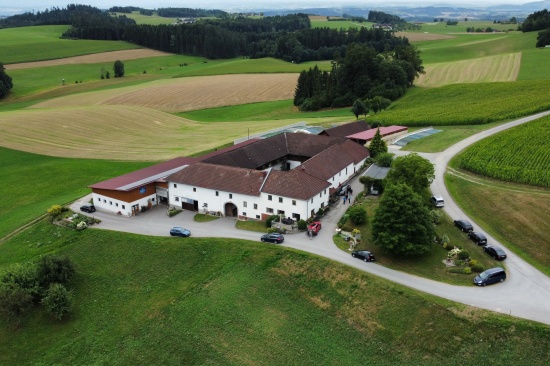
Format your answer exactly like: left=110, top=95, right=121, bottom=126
left=348, top=195, right=351, bottom=204
left=309, top=230, right=313, bottom=239
left=343, top=195, right=346, bottom=204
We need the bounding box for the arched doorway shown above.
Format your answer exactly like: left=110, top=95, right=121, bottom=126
left=224, top=202, right=238, bottom=217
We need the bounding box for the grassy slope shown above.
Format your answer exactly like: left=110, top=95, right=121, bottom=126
left=112, top=11, right=177, bottom=25
left=1, top=221, right=549, bottom=365
left=0, top=147, right=153, bottom=239
left=0, top=25, right=139, bottom=64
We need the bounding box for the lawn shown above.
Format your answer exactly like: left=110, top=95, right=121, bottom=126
left=445, top=167, right=550, bottom=277
left=1, top=220, right=549, bottom=365
left=0, top=147, right=153, bottom=240
left=0, top=25, right=140, bottom=64
left=334, top=195, right=496, bottom=286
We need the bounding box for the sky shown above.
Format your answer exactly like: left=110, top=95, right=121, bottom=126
left=0, top=0, right=534, bottom=14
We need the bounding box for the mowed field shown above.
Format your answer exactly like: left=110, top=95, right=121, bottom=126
left=30, top=73, right=299, bottom=112
left=416, top=52, right=521, bottom=87
left=0, top=105, right=317, bottom=160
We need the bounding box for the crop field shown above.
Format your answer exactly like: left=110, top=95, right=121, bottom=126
left=0, top=105, right=310, bottom=160
left=375, top=80, right=550, bottom=126
left=411, top=21, right=521, bottom=34
left=0, top=25, right=139, bottom=64
left=2, top=222, right=550, bottom=365
left=112, top=11, right=177, bottom=25
left=309, top=16, right=373, bottom=29
left=30, top=73, right=299, bottom=112
left=416, top=52, right=521, bottom=87
left=456, top=116, right=550, bottom=187
left=517, top=48, right=550, bottom=80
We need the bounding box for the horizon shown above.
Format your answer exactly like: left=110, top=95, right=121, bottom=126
left=0, top=0, right=539, bottom=15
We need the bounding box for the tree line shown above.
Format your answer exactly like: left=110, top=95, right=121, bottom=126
left=521, top=9, right=550, bottom=47
left=0, top=4, right=105, bottom=28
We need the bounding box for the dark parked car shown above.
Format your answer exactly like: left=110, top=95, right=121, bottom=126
left=474, top=267, right=506, bottom=286
left=307, top=221, right=322, bottom=235
left=337, top=184, right=351, bottom=196
left=170, top=227, right=191, bottom=237
left=468, top=231, right=488, bottom=245
left=483, top=245, right=507, bottom=260
left=454, top=219, right=473, bottom=232
left=261, top=233, right=284, bottom=244
left=281, top=217, right=295, bottom=225
left=80, top=204, right=96, bottom=213
left=351, top=250, right=375, bottom=262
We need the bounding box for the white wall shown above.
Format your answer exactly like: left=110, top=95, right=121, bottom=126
left=92, top=193, right=158, bottom=216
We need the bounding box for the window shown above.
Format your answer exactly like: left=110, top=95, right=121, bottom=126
left=109, top=201, right=112, bottom=205
left=292, top=200, right=296, bottom=206
left=319, top=192, right=322, bottom=197
left=152, top=198, right=155, bottom=201
left=116, top=203, right=119, bottom=207
left=332, top=177, right=334, bottom=181
left=243, top=201, right=247, bottom=208
left=278, top=197, right=283, bottom=203
left=266, top=208, right=273, bottom=213
left=324, top=189, right=326, bottom=195
left=321, top=202, right=325, bottom=208
left=310, top=198, right=313, bottom=203
left=216, top=191, right=219, bottom=196
left=175, top=197, right=180, bottom=202
left=229, top=193, right=233, bottom=199
left=256, top=215, right=260, bottom=219
left=193, top=187, right=196, bottom=192
left=253, top=203, right=258, bottom=209
left=104, top=199, right=107, bottom=203
left=268, top=195, right=272, bottom=201
left=122, top=205, right=125, bottom=209
left=339, top=172, right=341, bottom=176
left=243, top=212, right=247, bottom=216
left=173, top=184, right=177, bottom=188
left=346, top=167, right=348, bottom=174
left=277, top=210, right=285, bottom=215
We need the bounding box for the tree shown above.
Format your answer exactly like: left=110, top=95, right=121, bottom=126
left=0, top=283, right=33, bottom=325
left=35, top=255, right=76, bottom=290
left=0, top=62, right=14, bottom=99
left=374, top=152, right=394, bottom=167
left=113, top=60, right=124, bottom=78
left=371, top=183, right=434, bottom=256
left=386, top=153, right=434, bottom=192
left=351, top=99, right=368, bottom=119
left=536, top=29, right=550, bottom=47
left=347, top=205, right=368, bottom=225
left=42, top=283, right=73, bottom=320
left=368, top=128, right=387, bottom=158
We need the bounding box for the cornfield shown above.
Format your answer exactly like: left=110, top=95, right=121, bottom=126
left=457, top=116, right=550, bottom=187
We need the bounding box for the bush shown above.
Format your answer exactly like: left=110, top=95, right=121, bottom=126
left=0, top=283, right=33, bottom=324
left=47, top=204, right=63, bottom=218
left=454, top=259, right=465, bottom=266
left=468, top=259, right=479, bottom=267
left=36, top=255, right=76, bottom=289
left=41, top=283, right=73, bottom=320
left=316, top=208, right=324, bottom=216
left=470, top=264, right=484, bottom=273
left=167, top=207, right=182, bottom=217
left=463, top=267, right=472, bottom=274
left=347, top=206, right=367, bottom=225
left=375, top=152, right=394, bottom=167
left=297, top=219, right=307, bottom=231
left=338, top=214, right=349, bottom=228
left=266, top=215, right=280, bottom=228
left=458, top=250, right=470, bottom=260
left=431, top=210, right=441, bottom=225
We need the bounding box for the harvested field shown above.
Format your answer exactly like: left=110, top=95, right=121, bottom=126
left=5, top=49, right=172, bottom=70
left=416, top=52, right=521, bottom=87
left=0, top=105, right=314, bottom=160
left=395, top=32, right=455, bottom=42
left=31, top=73, right=299, bottom=112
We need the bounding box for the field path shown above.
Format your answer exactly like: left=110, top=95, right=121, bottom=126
left=5, top=49, right=172, bottom=70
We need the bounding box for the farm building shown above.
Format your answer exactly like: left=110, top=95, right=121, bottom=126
left=320, top=120, right=370, bottom=138
left=88, top=132, right=369, bottom=221
left=347, top=126, right=408, bottom=145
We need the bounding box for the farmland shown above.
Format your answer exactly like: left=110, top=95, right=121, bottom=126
left=456, top=116, right=550, bottom=187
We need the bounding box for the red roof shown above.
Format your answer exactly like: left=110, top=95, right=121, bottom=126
left=89, top=157, right=196, bottom=191
left=347, top=126, right=408, bottom=141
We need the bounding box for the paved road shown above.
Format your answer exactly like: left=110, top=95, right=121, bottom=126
left=73, top=110, right=550, bottom=325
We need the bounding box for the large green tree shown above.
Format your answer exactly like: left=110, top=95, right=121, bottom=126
left=113, top=60, right=125, bottom=78
left=368, top=128, right=387, bottom=158
left=386, top=153, right=434, bottom=192
left=371, top=183, right=434, bottom=255
left=0, top=63, right=13, bottom=99
left=351, top=99, right=368, bottom=119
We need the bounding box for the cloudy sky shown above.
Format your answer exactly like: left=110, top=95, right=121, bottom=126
left=0, top=0, right=533, bottom=14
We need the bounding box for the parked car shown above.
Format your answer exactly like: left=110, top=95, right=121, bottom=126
left=351, top=250, right=375, bottom=262
left=337, top=184, right=351, bottom=196
left=80, top=204, right=96, bottom=213
left=473, top=267, right=506, bottom=286
left=431, top=195, right=445, bottom=208
left=483, top=245, right=507, bottom=260
left=281, top=217, right=295, bottom=225
left=369, top=184, right=379, bottom=196
left=468, top=231, right=488, bottom=245
left=454, top=219, right=473, bottom=232
left=261, top=233, right=284, bottom=244
left=170, top=227, right=191, bottom=237
left=307, top=221, right=322, bottom=235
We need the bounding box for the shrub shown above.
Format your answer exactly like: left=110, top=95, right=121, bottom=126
left=76, top=221, right=87, bottom=231
left=442, top=234, right=450, bottom=246
left=471, top=264, right=484, bottom=273
left=468, top=259, right=479, bottom=267
left=317, top=208, right=324, bottom=216
left=41, top=283, right=73, bottom=320
left=297, top=219, right=307, bottom=231
left=375, top=152, right=394, bottom=167
left=0, top=283, right=33, bottom=324
left=463, top=267, right=472, bottom=274
left=267, top=227, right=278, bottom=233
left=35, top=255, right=76, bottom=288
left=454, top=259, right=465, bottom=266
left=338, top=214, right=349, bottom=228
left=340, top=223, right=355, bottom=232
left=168, top=207, right=182, bottom=217
left=47, top=204, right=63, bottom=218
left=458, top=250, right=470, bottom=260
left=348, top=206, right=367, bottom=225
left=266, top=215, right=280, bottom=228
left=431, top=210, right=441, bottom=225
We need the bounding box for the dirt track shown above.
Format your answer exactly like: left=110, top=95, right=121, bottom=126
left=5, top=49, right=172, bottom=70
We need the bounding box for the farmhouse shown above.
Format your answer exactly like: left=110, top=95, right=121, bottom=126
left=347, top=126, right=408, bottom=145
left=88, top=131, right=369, bottom=221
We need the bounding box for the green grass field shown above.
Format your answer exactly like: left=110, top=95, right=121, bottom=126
left=456, top=116, right=550, bottom=187
left=0, top=25, right=140, bottom=64
left=112, top=11, right=177, bottom=25
left=374, top=80, right=550, bottom=126
left=0, top=147, right=152, bottom=240
left=517, top=47, right=550, bottom=80
left=1, top=221, right=549, bottom=365
left=408, top=21, right=520, bottom=34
